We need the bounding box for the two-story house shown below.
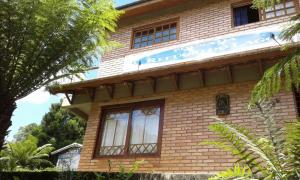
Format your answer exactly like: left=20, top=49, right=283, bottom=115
left=51, top=0, right=300, bottom=174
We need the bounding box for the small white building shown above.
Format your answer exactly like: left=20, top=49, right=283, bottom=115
left=51, top=143, right=82, bottom=171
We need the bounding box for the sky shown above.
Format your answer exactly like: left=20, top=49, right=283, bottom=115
left=7, top=0, right=139, bottom=141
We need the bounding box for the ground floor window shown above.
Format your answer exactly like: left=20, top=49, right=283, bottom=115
left=95, top=100, right=164, bottom=157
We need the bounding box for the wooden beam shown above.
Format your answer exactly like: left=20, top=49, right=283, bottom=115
left=198, top=70, right=206, bottom=86
left=64, top=92, right=74, bottom=104
left=123, top=81, right=134, bottom=97
left=257, top=59, right=264, bottom=77
left=101, top=85, right=114, bottom=99
left=226, top=65, right=233, bottom=83
left=148, top=77, right=157, bottom=93
left=86, top=88, right=96, bottom=102
left=69, top=108, right=89, bottom=120
left=170, top=74, right=180, bottom=90
left=130, top=81, right=135, bottom=97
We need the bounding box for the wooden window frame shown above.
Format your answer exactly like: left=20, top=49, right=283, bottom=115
left=293, top=88, right=300, bottom=117
left=231, top=0, right=262, bottom=28
left=131, top=18, right=180, bottom=49
left=260, top=0, right=300, bottom=20
left=231, top=0, right=299, bottom=27
left=93, top=99, right=165, bottom=159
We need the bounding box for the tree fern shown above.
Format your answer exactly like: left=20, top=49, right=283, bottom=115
left=205, top=101, right=300, bottom=179
left=0, top=135, right=54, bottom=170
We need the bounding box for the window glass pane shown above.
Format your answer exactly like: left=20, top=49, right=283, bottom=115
left=130, top=107, right=160, bottom=154
left=163, top=25, right=170, bottom=36
left=143, top=108, right=160, bottom=143
left=266, top=12, right=275, bottom=18
left=155, top=27, right=162, bottom=37
left=170, top=34, right=177, bottom=40
left=233, top=4, right=259, bottom=26
left=141, top=31, right=148, bottom=41
left=148, top=29, right=154, bottom=40
left=170, top=23, right=177, bottom=34
left=101, top=118, right=116, bottom=146
left=286, top=1, right=294, bottom=8
left=286, top=7, right=296, bottom=14
left=142, top=36, right=148, bottom=42
left=265, top=7, right=274, bottom=12
left=100, top=111, right=129, bottom=155
left=264, top=0, right=296, bottom=19
left=134, top=43, right=140, bottom=48
left=135, top=32, right=141, bottom=37
left=275, top=9, right=285, bottom=16
left=162, top=36, right=169, bottom=42
left=275, top=3, right=284, bottom=10
left=141, top=42, right=147, bottom=47
left=133, top=22, right=178, bottom=48
left=134, top=38, right=141, bottom=43
left=155, top=37, right=162, bottom=43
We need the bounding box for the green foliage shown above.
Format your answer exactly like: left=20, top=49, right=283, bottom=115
left=249, top=1, right=300, bottom=104
left=0, top=0, right=122, bottom=100
left=205, top=101, right=300, bottom=180
left=252, top=0, right=282, bottom=9
left=14, top=103, right=86, bottom=150
left=209, top=164, right=255, bottom=180
left=285, top=121, right=300, bottom=178
left=0, top=0, right=122, bottom=150
left=13, top=123, right=40, bottom=142
left=250, top=49, right=300, bottom=105
left=104, top=160, right=144, bottom=180
left=0, top=136, right=54, bottom=171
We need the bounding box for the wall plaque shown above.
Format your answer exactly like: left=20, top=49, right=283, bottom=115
left=216, top=94, right=230, bottom=115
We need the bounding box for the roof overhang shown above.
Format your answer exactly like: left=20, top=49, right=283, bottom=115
left=116, top=0, right=190, bottom=20
left=50, top=46, right=289, bottom=95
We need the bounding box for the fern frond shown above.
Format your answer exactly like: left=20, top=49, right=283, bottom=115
left=209, top=117, right=285, bottom=179
left=250, top=49, right=300, bottom=105
left=205, top=120, right=268, bottom=177
left=209, top=164, right=256, bottom=180
left=285, top=121, right=300, bottom=178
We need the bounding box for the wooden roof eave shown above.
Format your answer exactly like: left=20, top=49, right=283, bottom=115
left=117, top=0, right=190, bottom=20
left=49, top=46, right=288, bottom=95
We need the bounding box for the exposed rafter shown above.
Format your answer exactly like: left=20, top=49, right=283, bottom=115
left=170, top=74, right=180, bottom=90
left=101, top=85, right=114, bottom=99
left=123, top=81, right=134, bottom=97
left=148, top=77, right=157, bottom=93
left=257, top=59, right=264, bottom=77
left=198, top=69, right=206, bottom=86
left=226, top=65, right=233, bottom=83
left=65, top=91, right=74, bottom=104
left=86, top=87, right=96, bottom=101
left=69, top=108, right=89, bottom=120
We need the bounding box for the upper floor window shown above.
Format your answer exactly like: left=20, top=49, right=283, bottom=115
left=233, top=3, right=260, bottom=27
left=132, top=20, right=178, bottom=49
left=95, top=100, right=164, bottom=157
left=232, top=0, right=299, bottom=27
left=261, top=0, right=299, bottom=20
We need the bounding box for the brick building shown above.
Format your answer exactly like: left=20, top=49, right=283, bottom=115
left=51, top=0, right=300, bottom=174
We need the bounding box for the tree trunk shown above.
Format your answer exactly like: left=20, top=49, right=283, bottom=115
left=0, top=97, right=16, bottom=150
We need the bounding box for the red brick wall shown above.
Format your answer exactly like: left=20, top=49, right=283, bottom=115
left=101, top=0, right=293, bottom=63
left=78, top=81, right=297, bottom=173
